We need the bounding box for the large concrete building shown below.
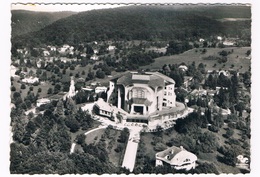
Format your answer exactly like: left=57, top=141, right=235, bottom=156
left=107, top=71, right=176, bottom=115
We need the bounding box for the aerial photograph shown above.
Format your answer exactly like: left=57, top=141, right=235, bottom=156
left=9, top=3, right=251, bottom=174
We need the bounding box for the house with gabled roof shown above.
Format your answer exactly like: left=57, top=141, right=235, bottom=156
left=155, top=146, right=197, bottom=171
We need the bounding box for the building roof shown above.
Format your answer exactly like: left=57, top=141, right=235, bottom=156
left=95, top=98, right=113, bottom=112
left=156, top=146, right=197, bottom=166
left=116, top=72, right=174, bottom=89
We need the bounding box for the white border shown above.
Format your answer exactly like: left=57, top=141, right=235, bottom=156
left=1, top=0, right=259, bottom=177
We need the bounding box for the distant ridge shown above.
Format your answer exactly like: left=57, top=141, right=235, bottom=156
left=11, top=10, right=77, bottom=37
left=11, top=5, right=251, bottom=47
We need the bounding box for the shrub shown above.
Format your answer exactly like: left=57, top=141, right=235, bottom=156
left=11, top=86, right=16, bottom=91
left=20, top=84, right=26, bottom=89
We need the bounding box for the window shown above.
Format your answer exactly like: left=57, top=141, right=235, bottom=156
left=164, top=91, right=167, bottom=96
left=168, top=92, right=172, bottom=96
left=133, top=89, right=145, bottom=98
left=165, top=86, right=167, bottom=89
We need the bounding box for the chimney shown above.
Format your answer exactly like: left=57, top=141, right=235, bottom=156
left=180, top=146, right=183, bottom=150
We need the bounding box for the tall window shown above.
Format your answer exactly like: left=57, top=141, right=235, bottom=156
left=133, top=89, right=145, bottom=98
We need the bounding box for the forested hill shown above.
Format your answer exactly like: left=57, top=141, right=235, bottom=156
left=12, top=5, right=251, bottom=47
left=11, top=10, right=77, bottom=37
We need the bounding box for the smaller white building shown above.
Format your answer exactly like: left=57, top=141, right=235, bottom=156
left=178, top=65, right=188, bottom=71
left=93, top=98, right=113, bottom=118
left=37, top=98, right=51, bottom=107
left=90, top=54, right=99, bottom=60
left=217, top=36, right=223, bottom=41
left=22, top=77, right=39, bottom=84
left=107, top=45, right=116, bottom=51
left=95, top=86, right=107, bottom=94
left=155, top=146, right=197, bottom=171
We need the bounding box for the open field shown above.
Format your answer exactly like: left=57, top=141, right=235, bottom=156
left=141, top=47, right=251, bottom=73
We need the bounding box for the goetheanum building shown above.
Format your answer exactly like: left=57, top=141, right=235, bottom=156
left=96, top=71, right=189, bottom=126
left=107, top=71, right=176, bottom=114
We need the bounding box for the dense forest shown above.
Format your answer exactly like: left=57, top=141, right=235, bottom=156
left=11, top=5, right=251, bottom=48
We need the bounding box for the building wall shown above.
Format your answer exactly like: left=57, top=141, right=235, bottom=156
left=163, top=83, right=176, bottom=107
left=124, top=83, right=158, bottom=114
left=107, top=81, right=115, bottom=102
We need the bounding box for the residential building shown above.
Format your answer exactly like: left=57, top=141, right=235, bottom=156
left=36, top=98, right=51, bottom=107
left=93, top=98, right=113, bottom=118
left=95, top=86, right=107, bottom=94
left=155, top=146, right=197, bottom=171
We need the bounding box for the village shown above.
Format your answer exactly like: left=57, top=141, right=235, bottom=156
left=9, top=33, right=251, bottom=174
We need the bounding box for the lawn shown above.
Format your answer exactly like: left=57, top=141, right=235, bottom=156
left=84, top=127, right=126, bottom=167
left=141, top=47, right=251, bottom=73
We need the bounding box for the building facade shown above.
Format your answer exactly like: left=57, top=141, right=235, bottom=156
left=155, top=146, right=197, bottom=171
left=107, top=71, right=176, bottom=117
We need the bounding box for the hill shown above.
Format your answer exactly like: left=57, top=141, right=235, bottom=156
left=11, top=10, right=77, bottom=37
left=12, top=5, right=251, bottom=47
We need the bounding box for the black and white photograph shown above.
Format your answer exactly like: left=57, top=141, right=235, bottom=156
left=1, top=0, right=259, bottom=176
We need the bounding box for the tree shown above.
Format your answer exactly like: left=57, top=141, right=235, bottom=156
left=118, top=128, right=129, bottom=143
left=65, top=98, right=77, bottom=115
left=21, top=84, right=26, bottom=89
left=76, top=134, right=86, bottom=145
left=246, top=50, right=251, bottom=56
left=54, top=84, right=61, bottom=94
left=65, top=116, right=80, bottom=133
left=11, top=86, right=16, bottom=91
left=96, top=69, right=105, bottom=79
left=224, top=128, right=234, bottom=139
left=47, top=88, right=53, bottom=94
left=55, top=99, right=64, bottom=116
left=38, top=88, right=42, bottom=93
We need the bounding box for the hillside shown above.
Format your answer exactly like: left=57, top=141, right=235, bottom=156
left=12, top=5, right=251, bottom=47
left=11, top=10, right=77, bottom=37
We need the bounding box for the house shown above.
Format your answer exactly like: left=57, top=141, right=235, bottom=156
left=95, top=86, right=107, bottom=94
left=43, top=51, right=50, bottom=56
left=183, top=76, right=193, bottom=89
left=199, top=38, right=205, bottom=42
left=218, top=70, right=229, bottom=77
left=22, top=77, right=39, bottom=84
left=90, top=54, right=99, bottom=60
left=217, top=36, right=223, bottom=41
left=93, top=49, right=99, bottom=54
left=223, top=41, right=234, bottom=46
left=93, top=98, right=113, bottom=118
left=107, top=45, right=116, bottom=51
left=178, top=65, right=188, bottom=71
left=36, top=98, right=51, bottom=107
left=155, top=146, right=197, bottom=171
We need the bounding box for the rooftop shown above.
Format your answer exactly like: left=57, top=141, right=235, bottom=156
left=116, top=72, right=175, bottom=89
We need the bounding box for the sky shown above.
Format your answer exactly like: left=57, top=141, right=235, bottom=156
left=10, top=0, right=252, bottom=12
left=11, top=3, right=128, bottom=12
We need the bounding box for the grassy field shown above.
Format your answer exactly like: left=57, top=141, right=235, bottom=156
left=84, top=127, right=125, bottom=167
left=141, top=47, right=251, bottom=73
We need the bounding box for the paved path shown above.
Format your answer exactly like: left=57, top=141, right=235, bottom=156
left=121, top=128, right=142, bottom=172
left=84, top=126, right=107, bottom=136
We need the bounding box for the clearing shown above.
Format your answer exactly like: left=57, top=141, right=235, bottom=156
left=141, top=47, right=251, bottom=73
